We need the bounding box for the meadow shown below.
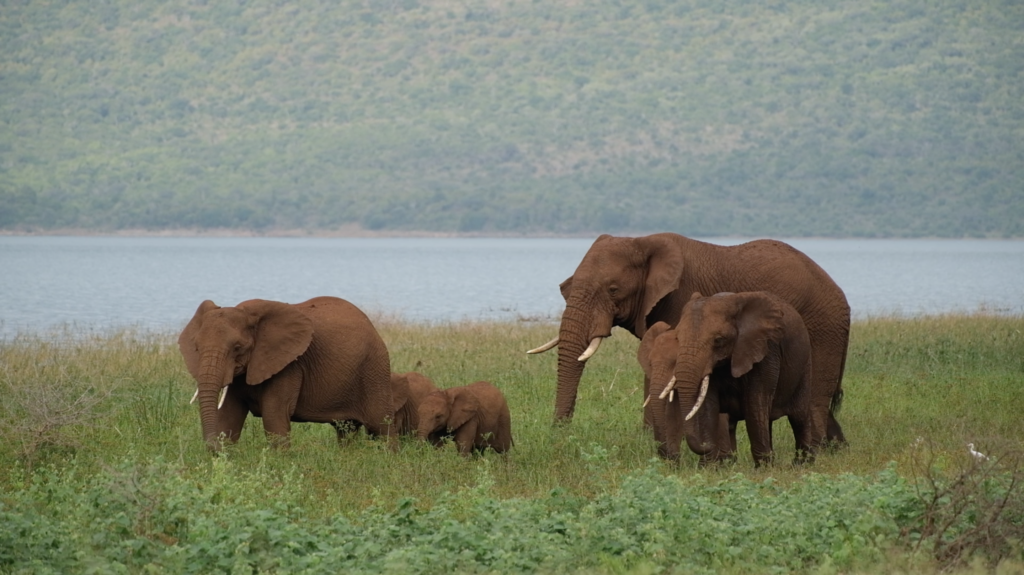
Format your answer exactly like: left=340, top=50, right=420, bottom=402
left=1, top=315, right=1022, bottom=574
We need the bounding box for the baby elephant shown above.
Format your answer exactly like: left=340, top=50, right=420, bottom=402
left=417, top=381, right=513, bottom=455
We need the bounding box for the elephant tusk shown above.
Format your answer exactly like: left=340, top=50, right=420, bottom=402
left=526, top=336, right=560, bottom=354
left=577, top=337, right=603, bottom=362
left=217, top=386, right=228, bottom=410
left=684, top=375, right=710, bottom=421
left=669, top=389, right=675, bottom=403
left=189, top=388, right=198, bottom=405
left=658, top=376, right=677, bottom=400
left=642, top=394, right=651, bottom=408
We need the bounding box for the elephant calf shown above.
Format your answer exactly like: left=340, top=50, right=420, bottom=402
left=417, top=381, right=513, bottom=455
left=391, top=371, right=440, bottom=436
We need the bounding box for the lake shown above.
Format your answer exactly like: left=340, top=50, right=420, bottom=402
left=0, top=236, right=1021, bottom=339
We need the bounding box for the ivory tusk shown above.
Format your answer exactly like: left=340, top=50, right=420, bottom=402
left=577, top=337, right=603, bottom=362
left=642, top=394, right=651, bottom=408
left=217, top=386, right=228, bottom=410
left=684, top=375, right=710, bottom=421
left=189, top=388, right=198, bottom=405
left=526, top=336, right=560, bottom=354
left=669, top=389, right=675, bottom=402
left=658, top=376, right=677, bottom=400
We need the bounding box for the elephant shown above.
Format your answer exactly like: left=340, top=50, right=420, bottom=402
left=178, top=296, right=396, bottom=450
left=638, top=322, right=736, bottom=464
left=390, top=371, right=439, bottom=436
left=527, top=233, right=849, bottom=447
left=640, top=292, right=825, bottom=467
left=416, top=381, right=513, bottom=455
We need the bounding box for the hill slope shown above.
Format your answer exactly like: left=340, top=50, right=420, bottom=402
left=1, top=0, right=1022, bottom=236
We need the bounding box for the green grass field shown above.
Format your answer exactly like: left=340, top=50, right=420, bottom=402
left=1, top=315, right=1022, bottom=574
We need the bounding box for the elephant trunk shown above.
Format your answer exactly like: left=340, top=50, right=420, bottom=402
left=674, top=353, right=717, bottom=456
left=195, top=351, right=228, bottom=450
left=554, top=302, right=594, bottom=422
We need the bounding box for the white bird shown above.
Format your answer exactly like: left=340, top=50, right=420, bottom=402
left=967, top=443, right=990, bottom=461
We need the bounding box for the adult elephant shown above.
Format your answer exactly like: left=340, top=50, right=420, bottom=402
left=178, top=296, right=395, bottom=450
left=528, top=233, right=849, bottom=445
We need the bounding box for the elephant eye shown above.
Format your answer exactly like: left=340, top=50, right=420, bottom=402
left=713, top=337, right=726, bottom=346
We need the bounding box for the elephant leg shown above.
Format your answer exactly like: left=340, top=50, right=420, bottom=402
left=743, top=398, right=775, bottom=467
left=788, top=414, right=816, bottom=465
left=452, top=420, right=480, bottom=456
left=808, top=326, right=849, bottom=447
left=826, top=413, right=846, bottom=446
left=258, top=370, right=302, bottom=448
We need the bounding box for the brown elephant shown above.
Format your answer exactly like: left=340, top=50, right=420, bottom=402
left=639, top=292, right=826, bottom=467
left=527, top=233, right=848, bottom=446
left=390, top=371, right=439, bottom=436
left=638, top=322, right=736, bottom=464
left=416, top=381, right=513, bottom=455
left=178, top=296, right=395, bottom=450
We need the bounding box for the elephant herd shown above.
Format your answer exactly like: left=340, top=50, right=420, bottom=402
left=178, top=232, right=850, bottom=465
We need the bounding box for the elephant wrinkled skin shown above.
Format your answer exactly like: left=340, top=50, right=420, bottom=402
left=417, top=381, right=513, bottom=456
left=529, top=233, right=848, bottom=446
left=178, top=296, right=395, bottom=450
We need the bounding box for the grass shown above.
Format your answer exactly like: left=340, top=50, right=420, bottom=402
left=1, top=314, right=1022, bottom=573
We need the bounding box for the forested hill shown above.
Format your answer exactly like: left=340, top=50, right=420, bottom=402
left=1, top=1, right=1022, bottom=237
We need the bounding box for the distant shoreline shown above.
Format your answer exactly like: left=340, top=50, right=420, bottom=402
left=0, top=225, right=598, bottom=239
left=1, top=227, right=1017, bottom=240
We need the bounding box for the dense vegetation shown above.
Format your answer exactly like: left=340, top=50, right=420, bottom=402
left=1, top=315, right=1023, bottom=573
left=2, top=0, right=1022, bottom=237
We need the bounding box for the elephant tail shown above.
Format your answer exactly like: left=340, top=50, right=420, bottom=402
left=829, top=388, right=843, bottom=416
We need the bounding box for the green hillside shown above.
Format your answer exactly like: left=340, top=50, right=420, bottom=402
left=1, top=0, right=1022, bottom=237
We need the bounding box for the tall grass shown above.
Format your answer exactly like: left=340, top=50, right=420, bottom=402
left=1, top=315, right=1022, bottom=573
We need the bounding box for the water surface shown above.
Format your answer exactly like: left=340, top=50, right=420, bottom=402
left=1, top=236, right=1020, bottom=338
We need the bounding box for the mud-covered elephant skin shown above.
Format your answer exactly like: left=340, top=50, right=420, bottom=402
left=640, top=292, right=827, bottom=467
left=178, top=296, right=395, bottom=450
left=390, top=371, right=439, bottom=436
left=416, top=381, right=513, bottom=455
left=527, top=233, right=848, bottom=446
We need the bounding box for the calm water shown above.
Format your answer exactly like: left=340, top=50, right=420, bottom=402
left=0, top=236, right=1021, bottom=338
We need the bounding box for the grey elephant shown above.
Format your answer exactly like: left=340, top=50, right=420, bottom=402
left=639, top=292, right=825, bottom=467
left=178, top=296, right=395, bottom=450
left=390, top=371, right=440, bottom=436
left=527, top=233, right=848, bottom=449
left=416, top=381, right=513, bottom=455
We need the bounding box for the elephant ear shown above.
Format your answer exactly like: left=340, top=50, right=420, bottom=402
left=241, top=300, right=315, bottom=385
left=447, top=386, right=480, bottom=433
left=633, top=234, right=684, bottom=337
left=637, top=321, right=672, bottom=376
left=731, top=293, right=785, bottom=378
left=178, top=300, right=220, bottom=380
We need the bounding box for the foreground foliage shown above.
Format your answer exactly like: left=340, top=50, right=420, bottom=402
left=1, top=315, right=1023, bottom=573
